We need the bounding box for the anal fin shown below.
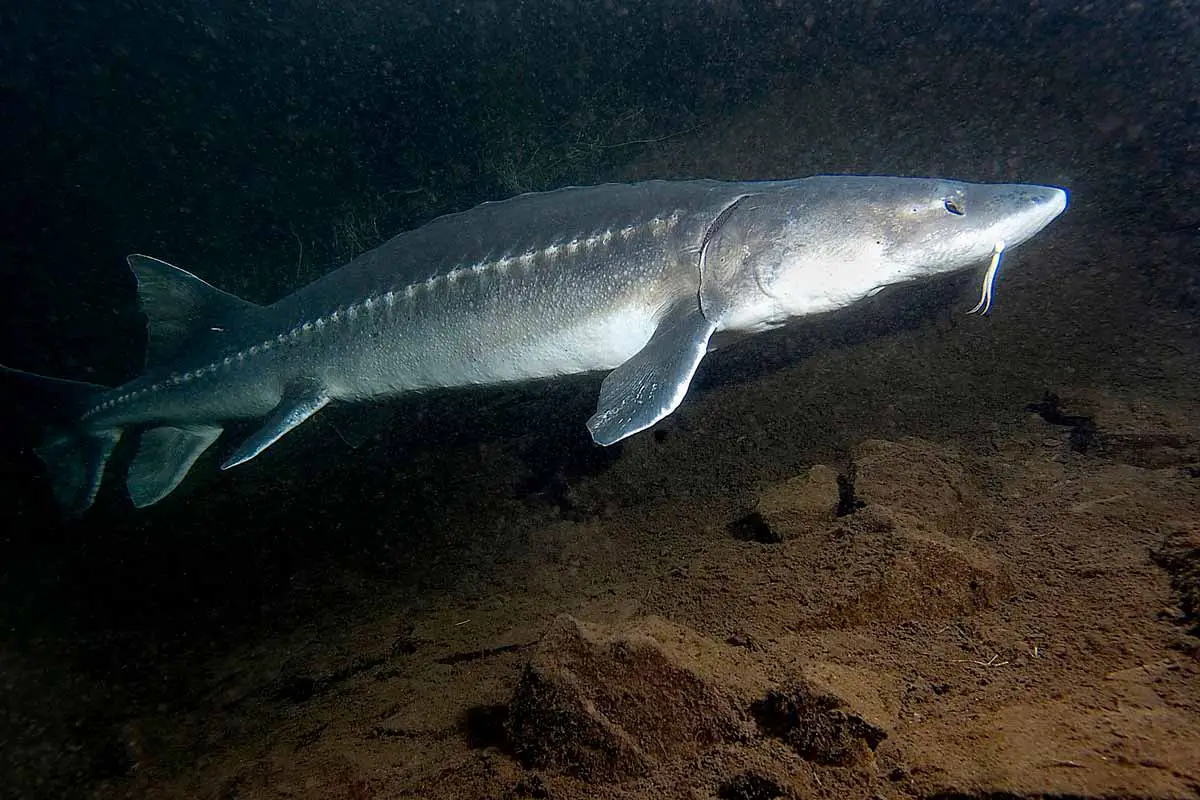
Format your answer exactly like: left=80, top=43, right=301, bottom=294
left=222, top=380, right=330, bottom=470
left=587, top=300, right=717, bottom=445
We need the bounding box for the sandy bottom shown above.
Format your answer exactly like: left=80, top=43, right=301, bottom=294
left=44, top=220, right=1194, bottom=800
left=3, top=64, right=1199, bottom=797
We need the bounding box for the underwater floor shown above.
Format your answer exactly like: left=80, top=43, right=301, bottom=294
left=9, top=214, right=1192, bottom=800
left=2, top=67, right=1198, bottom=800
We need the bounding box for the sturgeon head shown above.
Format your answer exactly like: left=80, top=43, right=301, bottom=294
left=699, top=176, right=1068, bottom=332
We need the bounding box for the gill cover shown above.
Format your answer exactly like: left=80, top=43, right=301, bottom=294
left=698, top=193, right=792, bottom=332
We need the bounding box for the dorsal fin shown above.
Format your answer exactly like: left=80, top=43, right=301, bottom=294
left=126, top=254, right=262, bottom=368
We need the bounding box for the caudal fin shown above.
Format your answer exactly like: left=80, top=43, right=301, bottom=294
left=36, top=426, right=123, bottom=515
left=1, top=366, right=122, bottom=516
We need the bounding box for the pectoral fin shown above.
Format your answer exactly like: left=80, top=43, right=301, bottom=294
left=222, top=380, right=330, bottom=469
left=587, top=301, right=717, bottom=445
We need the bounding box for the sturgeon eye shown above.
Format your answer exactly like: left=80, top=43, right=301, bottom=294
left=943, top=197, right=965, bottom=216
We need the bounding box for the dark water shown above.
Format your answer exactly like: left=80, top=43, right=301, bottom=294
left=0, top=2, right=1196, bottom=796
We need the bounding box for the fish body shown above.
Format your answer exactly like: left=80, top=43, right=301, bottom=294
left=2, top=176, right=1067, bottom=514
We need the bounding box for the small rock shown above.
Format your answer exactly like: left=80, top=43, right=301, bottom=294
left=506, top=615, right=763, bottom=780
left=852, top=438, right=976, bottom=537
left=751, top=464, right=841, bottom=541
left=751, top=670, right=889, bottom=766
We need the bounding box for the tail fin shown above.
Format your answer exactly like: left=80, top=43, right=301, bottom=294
left=36, top=426, right=123, bottom=515
left=1, top=366, right=122, bottom=516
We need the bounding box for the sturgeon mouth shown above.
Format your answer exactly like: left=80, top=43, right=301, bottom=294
left=966, top=185, right=1067, bottom=315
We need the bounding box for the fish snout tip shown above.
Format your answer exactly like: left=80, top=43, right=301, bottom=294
left=1019, top=184, right=1068, bottom=231
left=1045, top=186, right=1068, bottom=214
